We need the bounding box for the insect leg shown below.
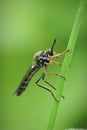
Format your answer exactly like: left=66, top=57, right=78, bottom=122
left=51, top=49, right=70, bottom=59
left=43, top=80, right=56, bottom=90
left=43, top=67, right=56, bottom=90
left=35, top=73, right=58, bottom=102
left=50, top=60, right=62, bottom=66
left=45, top=73, right=66, bottom=99
left=44, top=67, right=66, bottom=99
left=47, top=73, right=67, bottom=80
left=36, top=83, right=58, bottom=102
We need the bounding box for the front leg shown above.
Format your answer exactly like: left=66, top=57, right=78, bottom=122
left=51, top=49, right=70, bottom=59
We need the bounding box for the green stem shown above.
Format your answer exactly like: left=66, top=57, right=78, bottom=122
left=47, top=0, right=85, bottom=130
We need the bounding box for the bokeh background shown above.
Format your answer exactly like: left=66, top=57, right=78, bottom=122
left=0, top=0, right=87, bottom=130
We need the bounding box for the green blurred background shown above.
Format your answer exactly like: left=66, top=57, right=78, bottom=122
left=0, top=0, right=87, bottom=130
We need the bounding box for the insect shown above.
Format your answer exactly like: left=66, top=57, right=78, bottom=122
left=15, top=38, right=69, bottom=102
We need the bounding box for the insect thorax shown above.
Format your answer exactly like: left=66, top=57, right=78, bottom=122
left=33, top=51, right=50, bottom=67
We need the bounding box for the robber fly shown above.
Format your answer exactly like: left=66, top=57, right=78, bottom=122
left=15, top=38, right=69, bottom=102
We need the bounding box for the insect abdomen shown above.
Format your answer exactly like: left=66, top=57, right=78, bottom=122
left=15, top=65, right=40, bottom=96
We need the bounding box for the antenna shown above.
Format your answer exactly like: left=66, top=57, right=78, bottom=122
left=50, top=38, right=57, bottom=52
left=48, top=38, right=57, bottom=56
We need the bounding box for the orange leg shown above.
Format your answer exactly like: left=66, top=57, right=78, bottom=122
left=50, top=60, right=62, bottom=66
left=51, top=49, right=70, bottom=59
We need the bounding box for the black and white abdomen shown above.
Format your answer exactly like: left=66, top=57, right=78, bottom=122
left=33, top=51, right=50, bottom=67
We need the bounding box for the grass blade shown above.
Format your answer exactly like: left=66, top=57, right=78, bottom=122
left=47, top=0, right=85, bottom=130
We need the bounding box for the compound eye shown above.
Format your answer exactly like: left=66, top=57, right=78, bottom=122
left=33, top=51, right=43, bottom=61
